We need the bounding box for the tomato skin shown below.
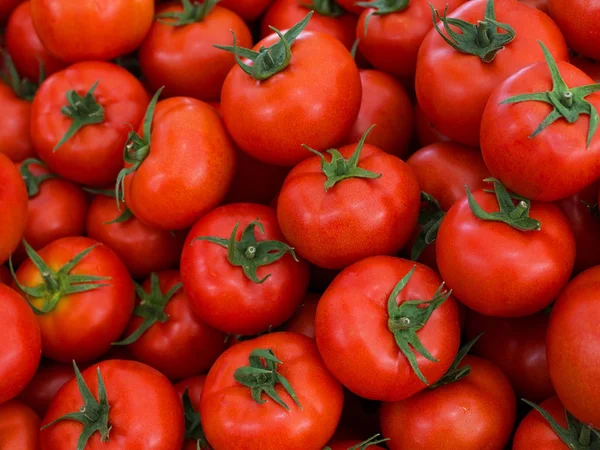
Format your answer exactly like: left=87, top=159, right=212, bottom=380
left=283, top=292, right=319, bottom=339
left=548, top=0, right=600, bottom=60
left=30, top=0, right=154, bottom=62
left=0, top=152, right=28, bottom=264
left=336, top=0, right=363, bottom=15
left=124, top=97, right=236, bottom=230
left=520, top=0, right=547, bottom=11
left=221, top=30, right=361, bottom=167
left=380, top=356, right=516, bottom=450
left=0, top=0, right=23, bottom=21
left=41, top=360, right=184, bottom=450
left=0, top=284, right=41, bottom=404
left=547, top=266, right=600, bottom=428
left=0, top=400, right=40, bottom=450
left=436, top=190, right=575, bottom=317
left=14, top=237, right=135, bottom=363
left=416, top=0, right=568, bottom=147
left=512, top=397, right=568, bottom=450
left=219, top=0, right=274, bottom=21
left=139, top=3, right=252, bottom=102
left=0, top=81, right=35, bottom=162
left=570, top=55, right=600, bottom=82
left=85, top=194, right=186, bottom=280
left=414, top=103, right=450, bottom=147
left=277, top=144, right=420, bottom=269
left=315, top=256, right=461, bottom=401
left=181, top=203, right=309, bottom=335
left=201, top=332, right=344, bottom=450
left=18, top=361, right=74, bottom=417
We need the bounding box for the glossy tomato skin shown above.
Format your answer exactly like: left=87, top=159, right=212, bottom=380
left=0, top=81, right=35, bottom=162
left=18, top=361, right=74, bottom=417
left=0, top=153, right=28, bottom=264
left=277, top=144, right=420, bottom=269
left=436, top=190, right=575, bottom=317
left=344, top=70, right=414, bottom=157
left=380, top=356, right=516, bottom=450
left=30, top=0, right=154, bottom=62
left=14, top=237, right=135, bottom=363
left=416, top=0, right=568, bottom=147
left=85, top=194, right=186, bottom=280
left=547, top=266, right=600, bottom=428
left=123, top=97, right=236, bottom=230
left=548, top=0, right=600, bottom=60
left=201, top=332, right=344, bottom=450
left=181, top=203, right=309, bottom=335
left=221, top=30, right=361, bottom=167
left=316, top=256, right=461, bottom=401
left=481, top=61, right=600, bottom=201
left=219, top=0, right=273, bottom=21
left=30, top=61, right=149, bottom=187
left=175, top=376, right=209, bottom=450
left=512, top=397, right=568, bottom=450
left=357, top=0, right=468, bottom=80
left=0, top=284, right=41, bottom=404
left=0, top=400, right=40, bottom=450
left=414, top=103, right=450, bottom=147
left=41, top=360, right=184, bottom=450
left=283, top=292, right=319, bottom=339
left=139, top=3, right=252, bottom=102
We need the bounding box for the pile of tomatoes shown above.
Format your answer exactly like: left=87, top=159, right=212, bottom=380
left=1, top=0, right=600, bottom=448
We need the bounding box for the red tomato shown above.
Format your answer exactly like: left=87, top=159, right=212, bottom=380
left=316, top=256, right=461, bottom=401
left=0, top=79, right=35, bottom=162
left=548, top=0, right=600, bottom=60
left=344, top=69, right=414, bottom=157
left=201, top=332, right=344, bottom=450
left=520, top=0, right=547, bottom=11
left=41, top=360, right=184, bottom=450
left=0, top=0, right=22, bottom=21
left=380, top=355, right=516, bottom=450
left=547, top=266, right=600, bottom=428
left=219, top=0, right=274, bottom=21
left=0, top=400, right=40, bottom=450
left=570, top=55, right=600, bottom=82
left=0, top=152, right=28, bottom=264
left=175, top=376, right=211, bottom=450
left=13, top=236, right=135, bottom=363
left=30, top=0, right=154, bottom=62
left=416, top=0, right=568, bottom=147
left=283, top=292, right=319, bottom=339
left=18, top=361, right=74, bottom=417
left=30, top=61, right=149, bottom=187
left=513, top=397, right=572, bottom=450
left=336, top=0, right=363, bottom=15
left=414, top=103, right=450, bottom=147
left=0, top=284, right=41, bottom=404
left=181, top=203, right=309, bottom=335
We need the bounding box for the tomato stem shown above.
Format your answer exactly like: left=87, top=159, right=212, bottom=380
left=411, top=192, right=445, bottom=261
left=430, top=334, right=482, bottom=389
left=300, top=0, right=345, bottom=17
left=356, top=0, right=410, bottom=35
left=19, top=159, right=58, bottom=198
left=156, top=0, right=219, bottom=26
left=1, top=50, right=44, bottom=100
left=181, top=388, right=210, bottom=448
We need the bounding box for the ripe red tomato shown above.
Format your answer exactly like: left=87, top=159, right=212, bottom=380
left=181, top=203, right=309, bottom=335
left=283, top=292, right=319, bottom=339
left=0, top=0, right=23, bottom=21
left=0, top=284, right=41, bottom=404
left=548, top=0, right=600, bottom=60
left=219, top=0, right=274, bottom=21
left=18, top=361, right=74, bottom=417
left=520, top=0, right=547, bottom=11
left=547, top=266, right=600, bottom=428
left=30, top=0, right=154, bottom=62
left=13, top=236, right=135, bottom=363
left=336, top=0, right=363, bottom=15
left=416, top=0, right=568, bottom=147
left=380, top=355, right=516, bottom=450
left=570, top=55, right=600, bottom=82
left=316, top=256, right=461, bottom=401
left=175, top=376, right=211, bottom=450
left=0, top=152, right=28, bottom=264
left=414, top=103, right=450, bottom=147
left=201, top=332, right=344, bottom=450
left=0, top=79, right=35, bottom=162
left=0, top=400, right=40, bottom=450
left=41, top=360, right=184, bottom=450
left=513, top=397, right=573, bottom=450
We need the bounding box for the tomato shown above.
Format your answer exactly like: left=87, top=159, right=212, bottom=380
left=0, top=400, right=40, bottom=450
left=0, top=284, right=41, bottom=404
left=283, top=292, right=319, bottom=339
left=548, top=0, right=600, bottom=60
left=277, top=133, right=420, bottom=269
left=18, top=361, right=74, bottom=417
left=219, top=0, right=274, bottom=21
left=481, top=45, right=600, bottom=201
left=0, top=0, right=22, bottom=21
left=175, top=376, right=211, bottom=450
left=30, top=61, right=149, bottom=187
left=30, top=0, right=154, bottom=63
left=0, top=152, right=28, bottom=264
left=201, top=332, right=344, bottom=450
left=13, top=236, right=135, bottom=363
left=436, top=180, right=575, bottom=317
left=416, top=0, right=568, bottom=147
left=85, top=191, right=186, bottom=280
left=336, top=0, right=363, bottom=15
left=139, top=2, right=252, bottom=102
left=520, top=0, right=547, bottom=11
left=220, top=15, right=362, bottom=166
left=380, top=355, right=516, bottom=450
left=41, top=360, right=184, bottom=450
left=181, top=203, right=309, bottom=335
left=316, top=256, right=461, bottom=401
left=121, top=94, right=236, bottom=231
left=344, top=69, right=413, bottom=157
left=570, top=55, right=600, bottom=82
left=414, top=103, right=450, bottom=147
left=0, top=78, right=35, bottom=162
left=5, top=1, right=65, bottom=81
left=547, top=266, right=600, bottom=428
left=357, top=0, right=468, bottom=80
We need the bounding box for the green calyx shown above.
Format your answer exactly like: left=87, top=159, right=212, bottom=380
left=113, top=273, right=181, bottom=346
left=234, top=348, right=302, bottom=411
left=356, top=0, right=409, bottom=35
left=411, top=192, right=445, bottom=261
left=54, top=81, right=105, bottom=152
left=430, top=333, right=482, bottom=389
left=193, top=220, right=298, bottom=284
left=83, top=187, right=134, bottom=225
left=156, top=0, right=218, bottom=26
left=214, top=11, right=313, bottom=81
left=323, top=434, right=391, bottom=450
left=301, top=0, right=345, bottom=17
left=41, top=362, right=111, bottom=450
left=466, top=177, right=541, bottom=231
left=182, top=388, right=210, bottom=449
left=522, top=399, right=600, bottom=449
left=10, top=241, right=111, bottom=315
left=1, top=51, right=45, bottom=101
left=304, top=125, right=382, bottom=191
left=501, top=41, right=600, bottom=148
left=19, top=158, right=57, bottom=197
left=431, top=0, right=516, bottom=63
left=387, top=266, right=452, bottom=385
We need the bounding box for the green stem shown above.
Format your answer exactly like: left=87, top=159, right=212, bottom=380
left=19, top=159, right=58, bottom=198
left=156, top=0, right=218, bottom=26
